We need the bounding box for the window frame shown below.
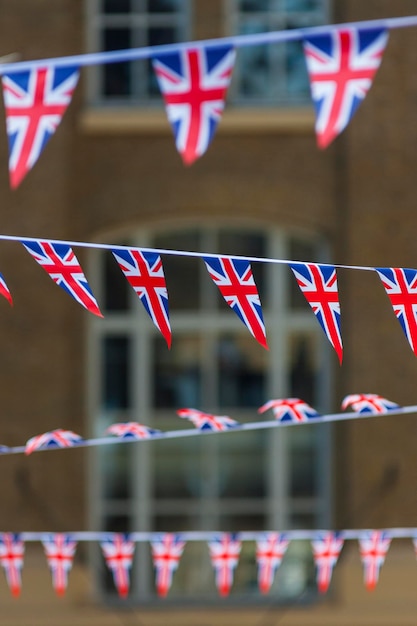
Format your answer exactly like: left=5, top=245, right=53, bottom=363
left=87, top=222, right=332, bottom=604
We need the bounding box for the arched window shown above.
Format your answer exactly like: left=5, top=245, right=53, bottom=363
left=88, top=224, right=331, bottom=601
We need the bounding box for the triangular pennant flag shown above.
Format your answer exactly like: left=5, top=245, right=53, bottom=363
left=290, top=262, right=343, bottom=363
left=0, top=533, right=24, bottom=597
left=151, top=533, right=185, bottom=597
left=204, top=256, right=268, bottom=349
left=152, top=45, right=235, bottom=165
left=100, top=533, right=135, bottom=599
left=176, top=408, right=239, bottom=431
left=376, top=267, right=417, bottom=355
left=0, top=273, right=12, bottom=306
left=359, top=530, right=391, bottom=591
left=208, top=533, right=241, bottom=597
left=22, top=240, right=102, bottom=317
left=341, top=393, right=399, bottom=414
left=42, top=533, right=77, bottom=597
left=2, top=65, right=79, bottom=188
left=106, top=422, right=159, bottom=440
left=312, top=532, right=344, bottom=594
left=258, top=398, right=320, bottom=422
left=111, top=249, right=171, bottom=347
left=255, top=532, right=289, bottom=594
left=25, top=429, right=83, bottom=455
left=303, top=27, right=388, bottom=148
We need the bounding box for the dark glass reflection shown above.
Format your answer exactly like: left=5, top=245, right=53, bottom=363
left=102, top=336, right=130, bottom=409
left=103, top=251, right=129, bottom=312
left=217, top=335, right=266, bottom=408
left=102, top=28, right=131, bottom=96
left=103, top=0, right=131, bottom=13
left=153, top=336, right=201, bottom=407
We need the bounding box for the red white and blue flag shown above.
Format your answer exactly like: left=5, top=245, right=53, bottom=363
left=312, top=532, right=344, bottom=594
left=176, top=408, right=238, bottom=431
left=208, top=534, right=241, bottom=597
left=22, top=240, right=102, bottom=317
left=204, top=256, right=268, bottom=349
left=256, top=533, right=289, bottom=594
left=106, top=422, right=159, bottom=439
left=112, top=249, right=171, bottom=347
left=42, top=533, right=77, bottom=597
left=359, top=530, right=391, bottom=591
left=0, top=533, right=24, bottom=597
left=151, top=533, right=186, bottom=597
left=2, top=65, right=79, bottom=188
left=290, top=262, right=343, bottom=363
left=341, top=394, right=399, bottom=414
left=152, top=45, right=235, bottom=165
left=100, top=534, right=135, bottom=599
left=258, top=398, right=320, bottom=422
left=25, top=429, right=83, bottom=455
left=0, top=273, right=12, bottom=306
left=376, top=267, right=417, bottom=355
left=303, top=28, right=388, bottom=148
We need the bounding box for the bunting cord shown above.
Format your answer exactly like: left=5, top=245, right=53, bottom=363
left=0, top=15, right=417, bottom=75
left=2, top=404, right=417, bottom=457
left=10, top=527, right=417, bottom=542
left=0, top=233, right=379, bottom=272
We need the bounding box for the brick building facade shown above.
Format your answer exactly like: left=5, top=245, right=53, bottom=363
left=0, top=1, right=415, bottom=624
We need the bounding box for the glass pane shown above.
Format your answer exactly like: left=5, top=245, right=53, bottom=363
left=285, top=40, right=310, bottom=98
left=99, top=445, right=133, bottom=500
left=272, top=540, right=315, bottom=599
left=238, top=43, right=271, bottom=98
left=218, top=431, right=267, bottom=497
left=153, top=514, right=202, bottom=532
left=153, top=438, right=203, bottom=498
left=103, top=251, right=130, bottom=312
left=103, top=0, right=131, bottom=13
left=153, top=335, right=202, bottom=407
left=238, top=0, right=270, bottom=11
left=153, top=231, right=201, bottom=310
left=102, top=336, right=131, bottom=409
left=217, top=334, right=267, bottom=408
left=230, top=541, right=258, bottom=595
left=288, top=425, right=317, bottom=498
left=102, top=28, right=131, bottom=96
left=147, top=0, right=182, bottom=12
left=102, top=514, right=131, bottom=533
left=288, top=334, right=317, bottom=405
left=284, top=0, right=322, bottom=11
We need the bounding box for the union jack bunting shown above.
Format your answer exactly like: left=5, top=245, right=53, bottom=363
left=100, top=534, right=135, bottom=599
left=303, top=28, right=388, bottom=148
left=255, top=533, right=289, bottom=594
left=22, top=240, right=102, bottom=317
left=176, top=408, right=238, bottom=431
left=312, top=532, right=344, bottom=594
left=258, top=398, right=320, bottom=423
left=0, top=273, right=12, bottom=306
left=359, top=531, right=391, bottom=591
left=208, top=534, right=241, bottom=597
left=152, top=45, right=235, bottom=165
left=106, top=422, right=159, bottom=439
left=151, top=533, right=186, bottom=597
left=25, top=429, right=83, bottom=455
left=290, top=262, right=343, bottom=363
left=0, top=533, right=24, bottom=597
left=2, top=65, right=79, bottom=188
left=376, top=267, right=417, bottom=355
left=341, top=393, right=399, bottom=414
left=42, top=534, right=77, bottom=596
left=112, top=249, right=171, bottom=347
left=204, top=256, right=268, bottom=349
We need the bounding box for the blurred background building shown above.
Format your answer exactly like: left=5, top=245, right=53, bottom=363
left=0, top=0, right=416, bottom=624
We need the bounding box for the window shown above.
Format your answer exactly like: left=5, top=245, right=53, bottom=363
left=87, top=0, right=190, bottom=104
left=226, top=0, right=329, bottom=104
left=89, top=225, right=331, bottom=602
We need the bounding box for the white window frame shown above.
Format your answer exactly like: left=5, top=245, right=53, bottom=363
left=87, top=222, right=332, bottom=603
